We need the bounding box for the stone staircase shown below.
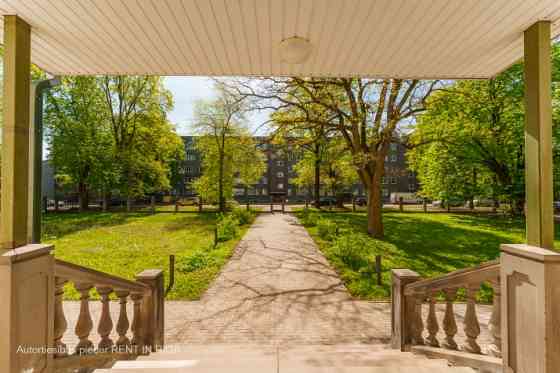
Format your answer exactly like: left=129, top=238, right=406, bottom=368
left=93, top=344, right=476, bottom=372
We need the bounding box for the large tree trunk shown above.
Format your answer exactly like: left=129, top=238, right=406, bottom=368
left=78, top=181, right=89, bottom=211
left=366, top=182, right=384, bottom=238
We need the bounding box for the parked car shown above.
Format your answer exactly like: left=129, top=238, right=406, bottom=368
left=354, top=196, right=367, bottom=206
left=554, top=201, right=560, bottom=211
left=319, top=196, right=337, bottom=206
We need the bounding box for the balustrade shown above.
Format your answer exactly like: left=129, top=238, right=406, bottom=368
left=52, top=260, right=164, bottom=371
left=392, top=261, right=502, bottom=372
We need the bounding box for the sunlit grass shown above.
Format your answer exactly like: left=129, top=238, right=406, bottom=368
left=298, top=211, right=560, bottom=301
left=43, top=212, right=248, bottom=300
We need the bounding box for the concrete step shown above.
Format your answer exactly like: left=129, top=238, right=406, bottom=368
left=93, top=344, right=476, bottom=373
left=96, top=363, right=475, bottom=373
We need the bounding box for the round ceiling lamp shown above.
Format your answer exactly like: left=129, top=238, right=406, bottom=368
left=279, top=36, right=312, bottom=64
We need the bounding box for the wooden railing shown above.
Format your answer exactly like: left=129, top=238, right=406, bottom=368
left=53, top=260, right=164, bottom=370
left=392, top=261, right=502, bottom=372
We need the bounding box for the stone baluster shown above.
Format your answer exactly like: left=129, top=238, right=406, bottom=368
left=463, top=285, right=482, bottom=354
left=74, top=283, right=94, bottom=355
left=442, top=289, right=458, bottom=350
left=410, top=295, right=425, bottom=345
left=488, top=279, right=502, bottom=357
left=115, top=290, right=131, bottom=349
left=97, top=287, right=114, bottom=352
left=53, top=278, right=68, bottom=357
left=425, top=293, right=440, bottom=347
left=130, top=292, right=144, bottom=350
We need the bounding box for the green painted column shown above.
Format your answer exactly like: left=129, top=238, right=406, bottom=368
left=524, top=21, right=554, bottom=249
left=1, top=15, right=31, bottom=250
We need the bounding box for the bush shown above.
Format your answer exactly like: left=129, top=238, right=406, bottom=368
left=317, top=218, right=338, bottom=241
left=299, top=209, right=319, bottom=227
left=329, top=233, right=381, bottom=272
left=216, top=214, right=239, bottom=242
left=176, top=249, right=215, bottom=273
left=231, top=208, right=256, bottom=225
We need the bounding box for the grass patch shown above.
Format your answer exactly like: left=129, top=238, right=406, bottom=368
left=296, top=210, right=560, bottom=302
left=43, top=211, right=252, bottom=300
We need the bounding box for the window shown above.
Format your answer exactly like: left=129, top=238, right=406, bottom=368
left=391, top=143, right=398, bottom=151
left=277, top=160, right=284, bottom=166
left=277, top=172, right=284, bottom=178
left=391, top=177, right=397, bottom=184
left=277, top=183, right=284, bottom=190
left=382, top=177, right=387, bottom=184
left=186, top=152, right=197, bottom=161
left=408, top=171, right=415, bottom=178
left=383, top=189, right=389, bottom=197
left=262, top=188, right=268, bottom=195
left=391, top=154, right=397, bottom=162
left=408, top=184, right=416, bottom=192
left=185, top=166, right=192, bottom=174
left=261, top=177, right=268, bottom=184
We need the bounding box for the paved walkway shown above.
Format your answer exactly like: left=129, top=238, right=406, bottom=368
left=63, top=213, right=492, bottom=349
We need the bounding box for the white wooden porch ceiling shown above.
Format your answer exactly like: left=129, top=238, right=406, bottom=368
left=1, top=0, right=560, bottom=79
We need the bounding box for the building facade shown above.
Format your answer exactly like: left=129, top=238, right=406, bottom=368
left=175, top=136, right=419, bottom=203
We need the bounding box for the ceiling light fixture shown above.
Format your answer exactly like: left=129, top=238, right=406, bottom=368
left=279, top=36, right=312, bottom=64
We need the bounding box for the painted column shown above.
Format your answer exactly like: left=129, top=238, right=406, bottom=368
left=524, top=21, right=553, bottom=249
left=1, top=15, right=31, bottom=250
left=0, top=16, right=55, bottom=373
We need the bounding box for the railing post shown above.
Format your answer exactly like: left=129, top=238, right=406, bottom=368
left=115, top=290, right=131, bottom=349
left=96, top=286, right=114, bottom=352
left=74, top=283, right=94, bottom=355
left=501, top=244, right=560, bottom=373
left=150, top=196, right=156, bottom=215
left=463, top=285, right=482, bottom=354
left=442, top=288, right=459, bottom=350
left=488, top=278, right=502, bottom=358
left=53, top=278, right=68, bottom=357
left=136, top=269, right=165, bottom=352
left=391, top=269, right=421, bottom=351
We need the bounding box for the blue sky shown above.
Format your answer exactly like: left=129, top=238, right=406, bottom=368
left=163, top=76, right=270, bottom=136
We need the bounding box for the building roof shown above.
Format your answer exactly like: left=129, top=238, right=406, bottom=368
left=1, top=1, right=559, bottom=79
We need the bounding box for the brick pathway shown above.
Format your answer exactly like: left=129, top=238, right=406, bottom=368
left=63, top=213, right=493, bottom=350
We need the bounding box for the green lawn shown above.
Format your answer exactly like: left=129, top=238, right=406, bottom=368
left=43, top=212, right=248, bottom=300
left=297, top=211, right=560, bottom=301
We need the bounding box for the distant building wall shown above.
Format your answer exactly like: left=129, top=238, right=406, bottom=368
left=175, top=136, right=419, bottom=203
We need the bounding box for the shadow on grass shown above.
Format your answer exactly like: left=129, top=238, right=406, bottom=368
left=163, top=213, right=218, bottom=232
left=42, top=212, right=143, bottom=239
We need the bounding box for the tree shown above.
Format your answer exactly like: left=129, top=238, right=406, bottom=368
left=45, top=77, right=114, bottom=210
left=191, top=84, right=265, bottom=211
left=409, top=45, right=560, bottom=213
left=100, top=76, right=183, bottom=209
left=233, top=78, right=438, bottom=238
left=292, top=137, right=358, bottom=207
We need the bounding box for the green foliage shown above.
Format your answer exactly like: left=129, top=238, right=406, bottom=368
left=44, top=212, right=247, bottom=300
left=316, top=218, right=338, bottom=241
left=293, top=137, right=358, bottom=199
left=45, top=76, right=184, bottom=205
left=176, top=249, right=216, bottom=273
left=299, top=209, right=319, bottom=226
left=297, top=210, right=560, bottom=300
left=231, top=208, right=256, bottom=226
left=191, top=84, right=265, bottom=210
left=329, top=233, right=382, bottom=273
left=216, top=214, right=240, bottom=242
left=409, top=44, right=560, bottom=210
